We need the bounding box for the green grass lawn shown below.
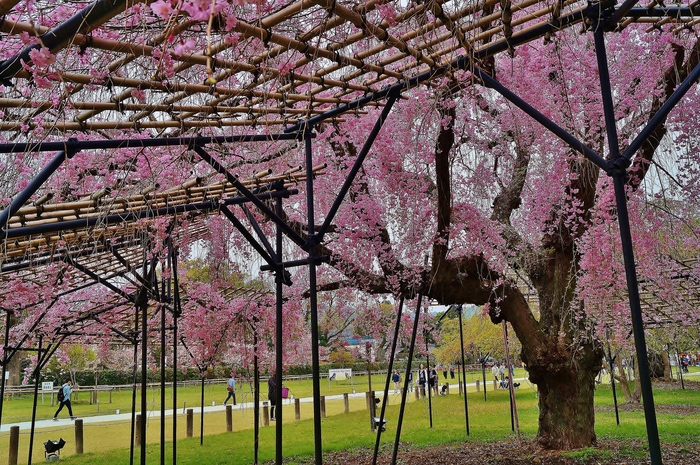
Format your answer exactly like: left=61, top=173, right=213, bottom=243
left=2, top=372, right=699, bottom=465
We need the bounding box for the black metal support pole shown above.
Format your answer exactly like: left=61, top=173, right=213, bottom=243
left=481, top=359, right=487, bottom=402
left=425, top=334, right=433, bottom=428
left=473, top=70, right=610, bottom=171
left=316, top=92, right=398, bottom=240
left=129, top=302, right=139, bottom=465
left=607, top=346, right=620, bottom=426
left=275, top=187, right=284, bottom=465
left=391, top=274, right=426, bottom=465
left=193, top=146, right=305, bottom=248
left=0, top=148, right=75, bottom=230
left=372, top=297, right=404, bottom=465
left=27, top=335, right=42, bottom=465
left=457, top=305, right=470, bottom=435
left=200, top=376, right=205, bottom=445
left=0, top=310, right=11, bottom=428
left=140, top=286, right=149, bottom=465
left=594, top=24, right=662, bottom=465
left=304, top=126, right=324, bottom=465
left=253, top=320, right=260, bottom=465
left=676, top=348, right=685, bottom=390
left=160, top=303, right=166, bottom=465
left=172, top=246, right=181, bottom=465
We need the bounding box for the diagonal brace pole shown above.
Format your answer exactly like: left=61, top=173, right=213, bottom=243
left=193, top=146, right=306, bottom=248
left=593, top=23, right=662, bottom=465
left=316, top=92, right=399, bottom=241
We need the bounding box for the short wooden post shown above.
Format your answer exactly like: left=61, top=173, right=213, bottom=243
left=446, top=383, right=450, bottom=395
left=263, top=403, right=270, bottom=426
left=8, top=425, right=19, bottom=465
left=135, top=414, right=142, bottom=446
left=459, top=379, right=463, bottom=395
left=320, top=396, right=326, bottom=418
left=226, top=405, right=233, bottom=432
left=75, top=418, right=84, bottom=454
left=493, top=379, right=498, bottom=390
left=476, top=379, right=480, bottom=392
left=294, top=397, right=301, bottom=420
left=186, top=409, right=193, bottom=438
left=343, top=393, right=349, bottom=413
left=365, top=391, right=371, bottom=410
left=414, top=388, right=419, bottom=400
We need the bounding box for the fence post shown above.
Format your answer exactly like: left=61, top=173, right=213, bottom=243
left=365, top=391, right=371, bottom=410
left=186, top=409, right=193, bottom=438
left=320, top=396, right=326, bottom=418
left=476, top=379, right=480, bottom=392
left=343, top=393, right=349, bottom=413
left=8, top=426, right=19, bottom=465
left=263, top=402, right=270, bottom=426
left=135, top=414, right=142, bottom=446
left=225, top=405, right=233, bottom=432
left=294, top=397, right=300, bottom=420
left=75, top=418, right=84, bottom=454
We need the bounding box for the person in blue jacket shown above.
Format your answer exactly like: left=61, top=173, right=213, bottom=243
left=53, top=379, right=75, bottom=420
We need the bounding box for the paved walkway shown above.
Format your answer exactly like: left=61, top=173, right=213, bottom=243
left=0, top=377, right=532, bottom=433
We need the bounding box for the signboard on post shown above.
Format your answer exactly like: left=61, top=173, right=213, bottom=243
left=328, top=368, right=353, bottom=388
left=42, top=381, right=54, bottom=391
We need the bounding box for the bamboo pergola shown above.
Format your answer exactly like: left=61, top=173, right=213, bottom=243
left=0, top=0, right=697, bottom=134
left=1, top=0, right=700, bottom=464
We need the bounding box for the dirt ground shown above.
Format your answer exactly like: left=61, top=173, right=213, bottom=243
left=313, top=440, right=700, bottom=464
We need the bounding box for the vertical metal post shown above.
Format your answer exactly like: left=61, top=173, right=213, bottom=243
left=275, top=187, right=284, bottom=465
left=160, top=304, right=166, bottom=465
left=594, top=25, right=661, bottom=465
left=200, top=376, right=205, bottom=445
left=676, top=348, right=685, bottom=390
left=0, top=310, right=11, bottom=428
left=391, top=272, right=426, bottom=465
left=140, top=285, right=148, bottom=465
left=607, top=345, right=620, bottom=426
left=425, top=334, right=433, bottom=428
left=253, top=318, right=260, bottom=465
left=172, top=245, right=180, bottom=465
left=372, top=297, right=404, bottom=465
left=27, top=335, right=42, bottom=465
left=502, top=322, right=520, bottom=442
left=129, top=304, right=139, bottom=465
left=457, top=305, right=470, bottom=435
left=304, top=126, right=323, bottom=465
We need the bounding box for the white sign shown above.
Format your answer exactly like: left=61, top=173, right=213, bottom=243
left=42, top=381, right=54, bottom=391
left=4, top=371, right=8, bottom=380
left=328, top=368, right=352, bottom=381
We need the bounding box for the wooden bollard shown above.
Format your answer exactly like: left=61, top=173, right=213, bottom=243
left=476, top=379, right=480, bottom=392
left=135, top=414, right=142, bottom=446
left=343, top=393, right=349, bottom=413
left=414, top=388, right=419, bottom=400
left=263, top=403, right=270, bottom=426
left=226, top=405, right=233, bottom=432
left=365, top=391, right=371, bottom=410
left=8, top=425, right=19, bottom=465
left=186, top=409, right=193, bottom=438
left=493, top=379, right=498, bottom=390
left=320, top=396, right=326, bottom=418
left=459, top=379, right=463, bottom=395
left=75, top=418, right=84, bottom=454
left=294, top=397, right=301, bottom=420
left=446, top=384, right=450, bottom=395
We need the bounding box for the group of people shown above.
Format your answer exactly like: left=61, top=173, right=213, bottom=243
left=223, top=371, right=277, bottom=421
left=491, top=362, right=515, bottom=388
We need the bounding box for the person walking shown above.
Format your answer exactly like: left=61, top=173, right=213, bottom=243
left=429, top=365, right=438, bottom=396
left=418, top=364, right=427, bottom=398
left=53, top=379, right=75, bottom=420
left=392, top=369, right=401, bottom=393
left=223, top=373, right=237, bottom=406
left=268, top=371, right=277, bottom=421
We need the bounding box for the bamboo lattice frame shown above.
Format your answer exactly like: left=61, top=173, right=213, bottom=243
left=0, top=0, right=698, bottom=134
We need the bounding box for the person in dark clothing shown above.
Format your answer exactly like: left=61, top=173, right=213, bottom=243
left=268, top=371, right=277, bottom=420
left=53, top=379, right=75, bottom=420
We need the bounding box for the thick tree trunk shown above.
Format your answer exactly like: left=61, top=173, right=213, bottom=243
left=535, top=360, right=598, bottom=449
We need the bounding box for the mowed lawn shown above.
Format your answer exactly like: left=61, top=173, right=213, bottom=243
left=1, top=370, right=699, bottom=464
